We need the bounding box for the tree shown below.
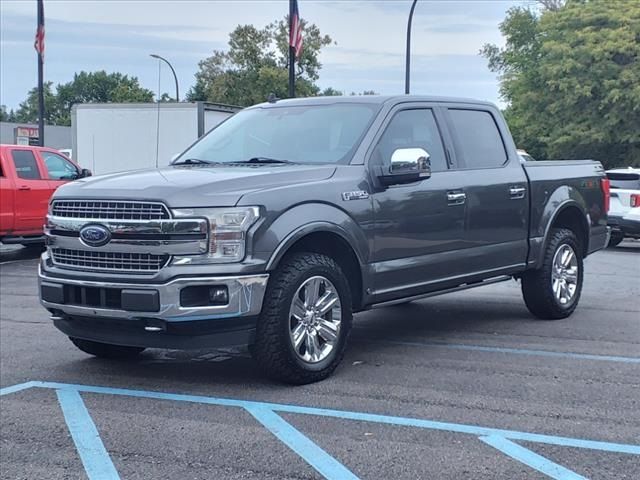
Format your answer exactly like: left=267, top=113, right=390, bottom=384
left=55, top=71, right=154, bottom=125
left=0, top=105, right=16, bottom=122
left=188, top=16, right=335, bottom=106
left=14, top=82, right=61, bottom=124
left=14, top=71, right=154, bottom=126
left=481, top=0, right=640, bottom=168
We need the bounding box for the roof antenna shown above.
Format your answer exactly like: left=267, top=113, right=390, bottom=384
left=267, top=93, right=279, bottom=103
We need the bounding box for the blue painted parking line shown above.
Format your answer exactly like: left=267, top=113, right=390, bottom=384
left=358, top=339, right=640, bottom=364
left=480, top=435, right=587, bottom=480
left=0, top=380, right=38, bottom=396
left=2, top=381, right=639, bottom=479
left=56, top=389, right=120, bottom=480
left=246, top=405, right=359, bottom=480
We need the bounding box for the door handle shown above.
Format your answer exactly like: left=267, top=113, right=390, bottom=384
left=18, top=185, right=31, bottom=191
left=509, top=186, right=526, bottom=199
left=447, top=192, right=466, bottom=205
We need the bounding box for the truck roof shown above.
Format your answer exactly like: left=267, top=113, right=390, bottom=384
left=251, top=94, right=496, bottom=109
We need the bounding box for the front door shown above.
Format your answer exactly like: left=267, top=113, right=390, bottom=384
left=39, top=150, right=80, bottom=192
left=8, top=148, right=52, bottom=235
left=369, top=106, right=468, bottom=302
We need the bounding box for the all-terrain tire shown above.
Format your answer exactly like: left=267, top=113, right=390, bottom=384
left=70, top=337, right=145, bottom=359
left=521, top=228, right=584, bottom=320
left=251, top=252, right=353, bottom=384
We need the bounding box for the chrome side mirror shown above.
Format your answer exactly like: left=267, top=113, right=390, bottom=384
left=380, top=147, right=432, bottom=186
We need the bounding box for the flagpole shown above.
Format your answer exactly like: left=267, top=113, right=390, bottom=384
left=37, top=0, right=45, bottom=146
left=288, top=0, right=295, bottom=98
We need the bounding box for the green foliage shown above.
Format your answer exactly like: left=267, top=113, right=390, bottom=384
left=0, top=105, right=17, bottom=122
left=15, top=71, right=154, bottom=126
left=13, top=82, right=61, bottom=124
left=187, top=16, right=336, bottom=106
left=481, top=0, right=640, bottom=168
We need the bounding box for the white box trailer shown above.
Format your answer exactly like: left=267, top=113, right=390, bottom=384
left=71, top=102, right=240, bottom=175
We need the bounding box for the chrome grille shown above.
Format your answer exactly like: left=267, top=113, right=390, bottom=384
left=52, top=200, right=170, bottom=220
left=51, top=248, right=169, bottom=273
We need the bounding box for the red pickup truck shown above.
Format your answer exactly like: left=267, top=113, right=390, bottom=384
left=0, top=144, right=90, bottom=246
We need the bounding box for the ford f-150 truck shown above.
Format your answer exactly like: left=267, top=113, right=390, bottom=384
left=39, top=96, right=610, bottom=384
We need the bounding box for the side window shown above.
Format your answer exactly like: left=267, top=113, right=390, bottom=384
left=448, top=109, right=507, bottom=168
left=11, top=150, right=42, bottom=180
left=42, top=152, right=78, bottom=180
left=372, top=109, right=448, bottom=172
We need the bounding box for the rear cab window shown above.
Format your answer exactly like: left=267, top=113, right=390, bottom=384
left=11, top=150, right=42, bottom=180
left=447, top=109, right=508, bottom=169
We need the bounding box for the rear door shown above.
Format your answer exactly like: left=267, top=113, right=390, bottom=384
left=443, top=106, right=529, bottom=274
left=8, top=148, right=52, bottom=235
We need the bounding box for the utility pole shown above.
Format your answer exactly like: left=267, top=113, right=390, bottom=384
left=36, top=0, right=45, bottom=145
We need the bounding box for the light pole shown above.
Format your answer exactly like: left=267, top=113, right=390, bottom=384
left=405, top=0, right=418, bottom=94
left=150, top=54, right=179, bottom=102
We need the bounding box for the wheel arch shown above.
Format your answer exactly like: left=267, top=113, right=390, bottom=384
left=266, top=224, right=365, bottom=311
left=536, top=201, right=590, bottom=269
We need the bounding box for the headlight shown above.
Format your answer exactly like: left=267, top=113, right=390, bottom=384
left=171, top=207, right=260, bottom=264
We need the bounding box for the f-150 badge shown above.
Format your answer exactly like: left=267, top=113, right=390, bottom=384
left=342, top=191, right=370, bottom=201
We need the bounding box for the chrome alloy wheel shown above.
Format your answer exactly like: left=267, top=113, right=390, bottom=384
left=551, top=244, right=579, bottom=305
left=289, top=275, right=342, bottom=363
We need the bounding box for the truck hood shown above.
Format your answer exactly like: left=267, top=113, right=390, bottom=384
left=55, top=164, right=337, bottom=207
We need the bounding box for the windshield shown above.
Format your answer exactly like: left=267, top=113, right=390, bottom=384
left=177, top=103, right=378, bottom=165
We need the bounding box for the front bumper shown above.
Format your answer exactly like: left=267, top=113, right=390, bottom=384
left=39, top=265, right=269, bottom=349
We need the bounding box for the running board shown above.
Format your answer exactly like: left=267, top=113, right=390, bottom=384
left=371, top=275, right=513, bottom=309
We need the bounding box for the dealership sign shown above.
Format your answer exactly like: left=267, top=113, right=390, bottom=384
left=15, top=126, right=40, bottom=146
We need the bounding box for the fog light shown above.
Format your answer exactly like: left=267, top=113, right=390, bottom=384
left=180, top=285, right=229, bottom=307
left=209, top=286, right=229, bottom=304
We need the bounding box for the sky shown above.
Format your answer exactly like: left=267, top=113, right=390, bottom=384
left=0, top=0, right=534, bottom=111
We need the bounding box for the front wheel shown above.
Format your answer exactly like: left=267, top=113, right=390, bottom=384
left=521, top=228, right=584, bottom=320
left=70, top=337, right=145, bottom=359
left=251, top=252, right=353, bottom=384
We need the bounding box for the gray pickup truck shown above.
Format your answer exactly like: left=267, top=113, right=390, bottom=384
left=39, top=95, right=610, bottom=383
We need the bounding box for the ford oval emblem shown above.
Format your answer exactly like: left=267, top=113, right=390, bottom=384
left=79, top=224, right=111, bottom=247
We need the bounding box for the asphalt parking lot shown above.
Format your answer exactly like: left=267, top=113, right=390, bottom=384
left=1, top=243, right=639, bottom=479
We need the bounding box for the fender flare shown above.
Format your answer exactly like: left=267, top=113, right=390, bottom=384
left=266, top=221, right=365, bottom=271
left=535, top=198, right=590, bottom=269
left=258, top=203, right=369, bottom=272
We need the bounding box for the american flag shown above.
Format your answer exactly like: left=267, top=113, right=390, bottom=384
left=289, top=0, right=303, bottom=59
left=34, top=0, right=45, bottom=60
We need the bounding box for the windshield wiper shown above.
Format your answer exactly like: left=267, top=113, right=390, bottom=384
left=231, top=157, right=295, bottom=165
left=172, top=158, right=216, bottom=165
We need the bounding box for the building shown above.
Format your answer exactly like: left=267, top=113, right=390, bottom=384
left=0, top=122, right=72, bottom=150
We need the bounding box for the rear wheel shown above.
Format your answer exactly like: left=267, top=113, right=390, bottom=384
left=251, top=252, right=352, bottom=384
left=521, top=228, right=583, bottom=320
left=70, top=337, right=145, bottom=359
